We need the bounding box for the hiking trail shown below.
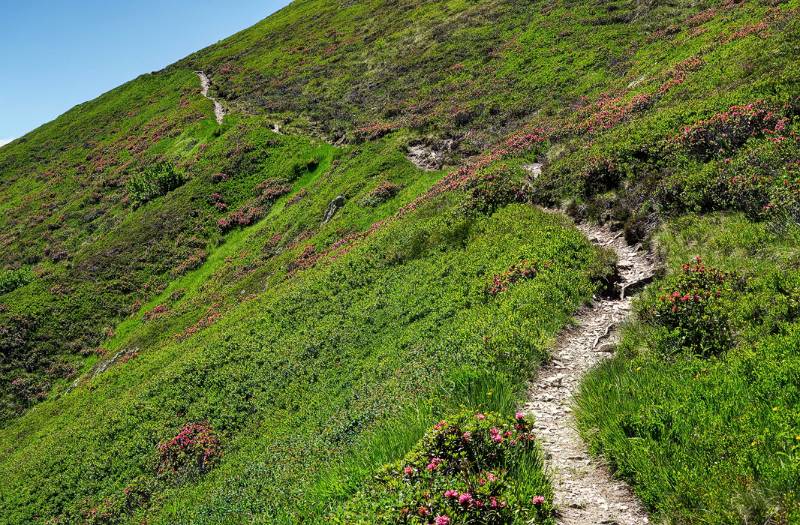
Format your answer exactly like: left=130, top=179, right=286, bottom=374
left=196, top=71, right=226, bottom=125
left=524, top=215, right=655, bottom=525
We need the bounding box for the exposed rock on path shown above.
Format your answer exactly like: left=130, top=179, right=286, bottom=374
left=406, top=139, right=454, bottom=171
left=524, top=216, right=655, bottom=525
left=196, top=71, right=226, bottom=125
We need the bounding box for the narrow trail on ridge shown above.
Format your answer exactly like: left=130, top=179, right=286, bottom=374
left=196, top=71, right=226, bottom=125
left=524, top=213, right=655, bottom=525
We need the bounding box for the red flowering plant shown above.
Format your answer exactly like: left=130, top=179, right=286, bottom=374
left=463, top=172, right=530, bottom=216
left=488, top=260, right=549, bottom=296
left=713, top=137, right=800, bottom=225
left=254, top=177, right=292, bottom=205
left=337, top=411, right=553, bottom=524
left=642, top=257, right=733, bottom=357
left=361, top=181, right=402, bottom=207
left=676, top=101, right=789, bottom=159
left=157, top=422, right=222, bottom=478
left=218, top=205, right=265, bottom=232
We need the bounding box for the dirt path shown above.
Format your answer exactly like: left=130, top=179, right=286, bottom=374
left=523, top=217, right=655, bottom=525
left=196, top=71, right=226, bottom=125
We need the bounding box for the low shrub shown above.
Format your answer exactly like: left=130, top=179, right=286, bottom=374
left=336, top=411, right=553, bottom=524
left=0, top=267, right=34, bottom=295
left=217, top=205, right=265, bottom=232
left=487, top=260, right=548, bottom=296
left=361, top=181, right=402, bottom=207
left=464, top=173, right=528, bottom=215
left=676, top=102, right=789, bottom=159
left=642, top=257, right=733, bottom=356
left=126, top=164, right=185, bottom=207
left=157, top=422, right=222, bottom=478
left=254, top=177, right=292, bottom=204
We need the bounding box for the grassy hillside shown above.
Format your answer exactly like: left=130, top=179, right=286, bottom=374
left=1, top=0, right=799, bottom=523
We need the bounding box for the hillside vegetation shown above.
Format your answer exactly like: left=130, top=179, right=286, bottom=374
left=1, top=0, right=799, bottom=523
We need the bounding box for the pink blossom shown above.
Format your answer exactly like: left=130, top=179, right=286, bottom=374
left=444, top=489, right=459, bottom=499
left=532, top=495, right=545, bottom=506
left=458, top=492, right=473, bottom=506
left=515, top=411, right=525, bottom=420
left=475, top=413, right=486, bottom=420
left=426, top=457, right=443, bottom=471
left=462, top=431, right=472, bottom=442
left=434, top=516, right=451, bottom=525
left=403, top=466, right=413, bottom=476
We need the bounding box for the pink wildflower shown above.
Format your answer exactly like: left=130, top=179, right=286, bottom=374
left=403, top=466, right=414, bottom=476
left=435, top=516, right=451, bottom=525
left=475, top=413, right=486, bottom=420
left=426, top=457, right=443, bottom=471
left=532, top=495, right=545, bottom=506
left=444, top=489, right=459, bottom=499
left=515, top=411, right=525, bottom=420
left=459, top=492, right=473, bottom=506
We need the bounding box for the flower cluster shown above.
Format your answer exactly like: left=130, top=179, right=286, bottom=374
left=341, top=411, right=551, bottom=523
left=287, top=245, right=320, bottom=273
left=286, top=188, right=308, bottom=207
left=361, top=181, right=402, bottom=207
left=723, top=20, right=769, bottom=44
left=177, top=303, right=222, bottom=340
left=171, top=250, right=207, bottom=277
left=211, top=172, right=230, bottom=183
left=676, top=102, right=789, bottom=158
left=355, top=121, right=399, bottom=141
left=157, top=422, right=222, bottom=477
left=576, top=92, right=654, bottom=134
left=143, top=304, right=168, bottom=321
left=658, top=56, right=704, bottom=95
left=645, top=257, right=733, bottom=356
left=208, top=192, right=227, bottom=211
left=488, top=259, right=545, bottom=296
left=254, top=178, right=292, bottom=204
left=218, top=205, right=265, bottom=232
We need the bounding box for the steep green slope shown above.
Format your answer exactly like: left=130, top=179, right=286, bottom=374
left=1, top=0, right=799, bottom=523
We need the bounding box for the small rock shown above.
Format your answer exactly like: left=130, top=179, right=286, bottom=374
left=322, top=195, right=345, bottom=224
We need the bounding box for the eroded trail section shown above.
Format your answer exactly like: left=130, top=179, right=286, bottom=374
left=196, top=71, right=226, bottom=124
left=524, top=219, right=654, bottom=525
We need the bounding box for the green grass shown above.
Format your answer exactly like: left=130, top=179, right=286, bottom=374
left=576, top=214, right=800, bottom=523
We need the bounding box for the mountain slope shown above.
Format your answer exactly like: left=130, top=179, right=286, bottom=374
left=1, top=0, right=799, bottom=523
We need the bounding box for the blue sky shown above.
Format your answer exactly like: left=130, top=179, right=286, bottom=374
left=0, top=0, right=290, bottom=144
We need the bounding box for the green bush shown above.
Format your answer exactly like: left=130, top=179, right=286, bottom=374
left=335, top=411, right=553, bottom=524
left=127, top=164, right=185, bottom=207
left=642, top=257, right=733, bottom=357
left=0, top=267, right=34, bottom=295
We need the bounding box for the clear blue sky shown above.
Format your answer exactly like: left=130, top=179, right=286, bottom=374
left=0, top=0, right=291, bottom=144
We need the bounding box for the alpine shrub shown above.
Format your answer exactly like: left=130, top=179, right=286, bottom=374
left=643, top=257, right=733, bottom=356
left=677, top=102, right=788, bottom=159
left=0, top=267, right=34, bottom=295
left=157, top=422, right=222, bottom=477
left=337, top=411, right=553, bottom=524
left=127, top=164, right=185, bottom=207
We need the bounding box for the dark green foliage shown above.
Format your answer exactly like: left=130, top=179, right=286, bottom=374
left=0, top=267, right=34, bottom=295
left=126, top=164, right=185, bottom=208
